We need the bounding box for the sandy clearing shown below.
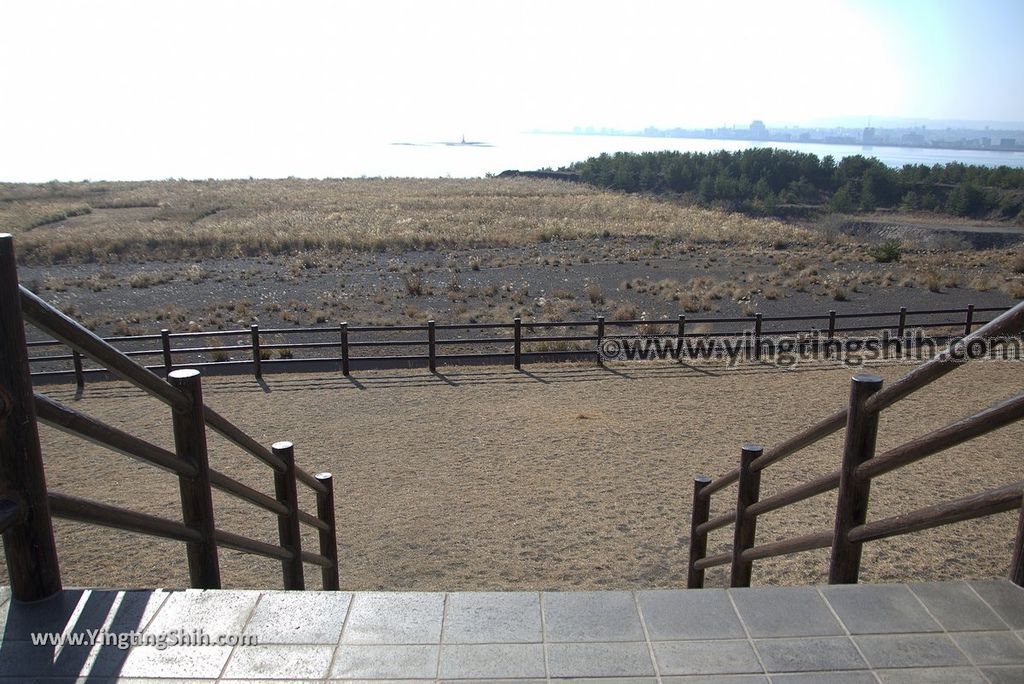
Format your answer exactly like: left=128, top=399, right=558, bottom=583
left=8, top=356, right=1023, bottom=591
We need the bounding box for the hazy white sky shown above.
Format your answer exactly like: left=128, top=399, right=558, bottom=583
left=2, top=0, right=1022, bottom=180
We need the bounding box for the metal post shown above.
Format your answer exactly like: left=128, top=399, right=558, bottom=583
left=829, top=374, right=884, bottom=584
left=315, top=472, right=340, bottom=590
left=72, top=349, right=85, bottom=389
left=513, top=317, right=522, bottom=370
left=687, top=475, right=712, bottom=588
left=161, top=329, right=173, bottom=374
left=0, top=234, right=62, bottom=601
left=250, top=324, right=262, bottom=379
left=731, top=444, right=763, bottom=587
left=168, top=369, right=221, bottom=589
left=271, top=441, right=304, bottom=590
left=340, top=322, right=350, bottom=376
left=427, top=320, right=436, bottom=373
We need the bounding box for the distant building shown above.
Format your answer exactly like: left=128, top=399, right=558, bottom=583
left=750, top=120, right=767, bottom=139
left=901, top=132, right=926, bottom=146
left=862, top=127, right=876, bottom=143
left=999, top=138, right=1016, bottom=148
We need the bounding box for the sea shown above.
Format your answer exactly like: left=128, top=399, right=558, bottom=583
left=8, top=132, right=1024, bottom=182
left=294, top=132, right=1024, bottom=180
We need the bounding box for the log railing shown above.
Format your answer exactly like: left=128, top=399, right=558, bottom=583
left=0, top=234, right=339, bottom=601
left=688, top=299, right=1024, bottom=589
left=24, top=301, right=1010, bottom=385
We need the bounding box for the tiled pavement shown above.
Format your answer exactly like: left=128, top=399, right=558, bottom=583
left=1, top=581, right=1023, bottom=682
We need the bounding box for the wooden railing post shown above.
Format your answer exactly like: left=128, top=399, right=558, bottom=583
left=168, top=369, right=221, bottom=589
left=828, top=310, right=837, bottom=340
left=753, top=314, right=763, bottom=361
left=340, top=322, right=350, bottom=376
left=677, top=314, right=686, bottom=343
left=731, top=444, right=763, bottom=587
left=687, top=475, right=712, bottom=588
left=0, top=233, right=62, bottom=601
left=250, top=324, right=262, bottom=379
left=897, top=306, right=907, bottom=338
left=161, top=329, right=173, bottom=374
left=315, top=471, right=340, bottom=590
left=829, top=374, right=884, bottom=584
left=596, top=315, right=605, bottom=366
left=513, top=317, right=522, bottom=370
left=964, top=304, right=975, bottom=337
left=427, top=320, right=436, bottom=372
left=72, top=349, right=85, bottom=389
left=271, top=441, right=304, bottom=590
left=1011, top=502, right=1024, bottom=587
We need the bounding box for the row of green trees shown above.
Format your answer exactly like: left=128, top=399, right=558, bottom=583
left=566, top=149, right=1024, bottom=220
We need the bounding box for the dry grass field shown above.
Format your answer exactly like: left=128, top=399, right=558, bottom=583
left=12, top=356, right=1022, bottom=592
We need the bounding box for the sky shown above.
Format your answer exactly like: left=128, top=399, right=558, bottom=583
left=2, top=0, right=1023, bottom=181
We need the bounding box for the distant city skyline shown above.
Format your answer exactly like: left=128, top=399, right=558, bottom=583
left=2, top=0, right=1022, bottom=181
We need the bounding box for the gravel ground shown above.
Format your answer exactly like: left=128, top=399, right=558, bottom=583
left=11, top=354, right=1022, bottom=592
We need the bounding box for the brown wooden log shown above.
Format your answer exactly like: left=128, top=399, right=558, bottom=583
left=161, top=329, right=173, bottom=374
left=300, top=550, right=333, bottom=568
left=696, top=511, right=735, bottom=537
left=595, top=315, right=605, bottom=366
left=203, top=406, right=286, bottom=472
left=340, top=322, right=350, bottom=376
left=739, top=529, right=833, bottom=563
left=19, top=286, right=188, bottom=411
left=213, top=528, right=292, bottom=560
left=315, top=472, right=340, bottom=590
left=745, top=470, right=841, bottom=519
left=298, top=509, right=330, bottom=532
left=272, top=441, right=304, bottom=590
left=964, top=304, right=975, bottom=336
left=48, top=491, right=201, bottom=544
left=692, top=550, right=732, bottom=571
left=847, top=482, right=1023, bottom=544
left=207, top=468, right=287, bottom=516
left=250, top=324, right=262, bottom=379
left=168, top=369, right=221, bottom=589
left=687, top=475, right=712, bottom=588
left=0, top=234, right=63, bottom=601
left=72, top=349, right=85, bottom=389
left=428, top=320, right=437, bottom=372
left=1011, top=501, right=1024, bottom=587
left=857, top=392, right=1024, bottom=482
left=0, top=497, right=23, bottom=535
left=731, top=444, right=763, bottom=587
left=34, top=393, right=195, bottom=478
left=829, top=374, right=884, bottom=584
left=513, top=317, right=522, bottom=370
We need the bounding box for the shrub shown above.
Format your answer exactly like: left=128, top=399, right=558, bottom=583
left=404, top=274, right=424, bottom=296
left=869, top=239, right=902, bottom=263
left=585, top=283, right=604, bottom=305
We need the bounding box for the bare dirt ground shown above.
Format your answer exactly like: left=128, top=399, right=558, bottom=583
left=13, top=356, right=1022, bottom=592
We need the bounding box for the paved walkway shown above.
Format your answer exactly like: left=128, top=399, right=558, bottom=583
left=1, top=580, right=1022, bottom=682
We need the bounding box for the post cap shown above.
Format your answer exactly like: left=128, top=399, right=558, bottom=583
left=168, top=368, right=200, bottom=380
left=272, top=440, right=294, bottom=452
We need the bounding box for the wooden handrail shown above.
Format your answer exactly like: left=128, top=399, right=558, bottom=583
left=34, top=393, right=196, bottom=478
left=48, top=492, right=202, bottom=544
left=0, top=497, right=22, bottom=535
left=213, top=528, right=292, bottom=561
left=847, top=483, right=1023, bottom=544
left=857, top=392, right=1024, bottom=482
left=745, top=470, right=841, bottom=519
left=739, top=529, right=833, bottom=563
left=19, top=285, right=189, bottom=411
left=208, top=469, right=288, bottom=517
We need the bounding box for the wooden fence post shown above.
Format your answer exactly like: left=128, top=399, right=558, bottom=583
left=427, top=320, right=436, bottom=372
left=964, top=304, right=975, bottom=337
left=829, top=373, right=884, bottom=584
left=687, top=475, right=712, bottom=588
left=897, top=306, right=907, bottom=338
left=0, top=233, right=62, bottom=601
left=161, top=329, right=173, bottom=374
left=1010, top=502, right=1024, bottom=587
left=271, top=441, right=304, bottom=590
left=168, top=369, right=221, bottom=589
left=828, top=310, right=837, bottom=340
left=731, top=444, right=763, bottom=587
left=677, top=314, right=686, bottom=343
left=72, top=349, right=85, bottom=389
left=340, top=322, right=350, bottom=376
left=250, top=324, right=262, bottom=379
left=753, top=314, right=763, bottom=361
left=513, top=317, right=522, bottom=370
left=315, top=472, right=340, bottom=590
left=596, top=315, right=605, bottom=366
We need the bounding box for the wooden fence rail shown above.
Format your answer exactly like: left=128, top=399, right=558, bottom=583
left=22, top=300, right=1013, bottom=386
left=0, top=234, right=339, bottom=601
left=687, top=298, right=1024, bottom=589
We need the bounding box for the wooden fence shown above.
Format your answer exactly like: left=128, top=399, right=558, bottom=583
left=25, top=303, right=1012, bottom=385
left=687, top=300, right=1024, bottom=589
left=0, top=234, right=339, bottom=602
